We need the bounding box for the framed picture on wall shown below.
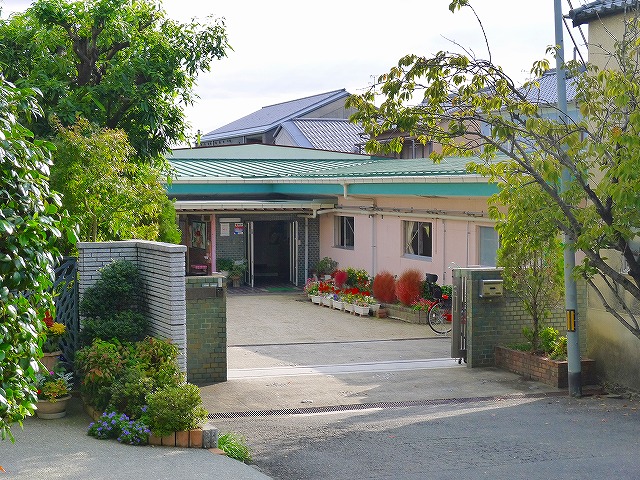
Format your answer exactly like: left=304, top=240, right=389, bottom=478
left=191, top=221, right=207, bottom=249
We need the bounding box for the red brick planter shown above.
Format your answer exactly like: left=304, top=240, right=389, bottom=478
left=495, top=346, right=596, bottom=388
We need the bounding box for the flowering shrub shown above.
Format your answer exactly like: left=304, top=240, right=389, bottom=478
left=345, top=268, right=371, bottom=290
left=333, top=270, right=348, bottom=288
left=411, top=298, right=438, bottom=312
left=88, top=411, right=150, bottom=445
left=303, top=279, right=319, bottom=295
left=35, top=368, right=73, bottom=402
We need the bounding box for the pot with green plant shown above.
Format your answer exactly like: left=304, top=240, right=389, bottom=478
left=315, top=257, right=337, bottom=280
left=216, top=257, right=234, bottom=277
left=228, top=260, right=247, bottom=287
left=35, top=367, right=74, bottom=419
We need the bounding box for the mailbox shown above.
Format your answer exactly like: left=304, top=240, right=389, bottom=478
left=479, top=279, right=503, bottom=297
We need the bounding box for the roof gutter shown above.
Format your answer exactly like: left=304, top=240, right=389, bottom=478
left=315, top=207, right=495, bottom=224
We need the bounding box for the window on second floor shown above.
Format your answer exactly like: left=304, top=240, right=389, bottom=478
left=334, top=216, right=354, bottom=248
left=404, top=221, right=432, bottom=258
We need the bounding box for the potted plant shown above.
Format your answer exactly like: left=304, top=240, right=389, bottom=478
left=35, top=368, right=74, bottom=419
left=303, top=279, right=320, bottom=301
left=315, top=257, right=338, bottom=280
left=216, top=257, right=234, bottom=277
left=40, top=310, right=66, bottom=371
left=228, top=260, right=247, bottom=287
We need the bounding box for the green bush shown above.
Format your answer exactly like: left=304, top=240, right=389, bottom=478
left=76, top=336, right=182, bottom=415
left=80, top=260, right=142, bottom=319
left=75, top=339, right=127, bottom=411
left=80, top=311, right=148, bottom=345
left=146, top=383, right=208, bottom=437
left=79, top=260, right=147, bottom=345
left=218, top=432, right=252, bottom=463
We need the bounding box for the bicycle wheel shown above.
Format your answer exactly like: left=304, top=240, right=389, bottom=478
left=428, top=302, right=452, bottom=335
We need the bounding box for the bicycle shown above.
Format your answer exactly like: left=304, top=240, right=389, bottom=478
left=424, top=274, right=452, bottom=335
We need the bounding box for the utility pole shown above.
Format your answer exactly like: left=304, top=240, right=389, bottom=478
left=554, top=0, right=582, bottom=397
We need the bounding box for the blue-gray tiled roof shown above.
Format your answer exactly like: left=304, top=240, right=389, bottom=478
left=278, top=119, right=366, bottom=153
left=201, top=89, right=350, bottom=142
left=519, top=69, right=579, bottom=104
left=568, top=0, right=639, bottom=26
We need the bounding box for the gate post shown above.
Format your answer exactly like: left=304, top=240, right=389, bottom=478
left=185, top=274, right=227, bottom=385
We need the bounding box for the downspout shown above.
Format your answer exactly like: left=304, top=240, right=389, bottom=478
left=304, top=217, right=309, bottom=280
left=371, top=212, right=377, bottom=277
left=442, top=219, right=446, bottom=284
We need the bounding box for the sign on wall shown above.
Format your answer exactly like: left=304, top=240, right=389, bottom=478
left=234, top=223, right=244, bottom=235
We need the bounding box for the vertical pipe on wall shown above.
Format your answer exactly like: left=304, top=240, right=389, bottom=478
left=442, top=219, right=447, bottom=284
left=371, top=214, right=377, bottom=277
left=304, top=217, right=309, bottom=280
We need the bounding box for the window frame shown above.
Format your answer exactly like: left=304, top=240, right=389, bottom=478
left=334, top=215, right=355, bottom=249
left=403, top=220, right=433, bottom=259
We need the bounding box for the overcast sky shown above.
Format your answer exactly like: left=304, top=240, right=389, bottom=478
left=1, top=0, right=588, bottom=146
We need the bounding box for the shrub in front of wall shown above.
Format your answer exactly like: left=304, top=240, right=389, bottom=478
left=146, top=383, right=208, bottom=437
left=395, top=269, right=423, bottom=306
left=333, top=269, right=348, bottom=288
left=79, top=260, right=148, bottom=346
left=345, top=267, right=371, bottom=290
left=76, top=339, right=128, bottom=412
left=80, top=311, right=148, bottom=346
left=373, top=271, right=397, bottom=304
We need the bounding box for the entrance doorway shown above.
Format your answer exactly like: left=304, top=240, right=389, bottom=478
left=250, top=221, right=291, bottom=286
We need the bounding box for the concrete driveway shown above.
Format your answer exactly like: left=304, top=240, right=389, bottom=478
left=198, top=293, right=640, bottom=480
left=200, top=293, right=558, bottom=415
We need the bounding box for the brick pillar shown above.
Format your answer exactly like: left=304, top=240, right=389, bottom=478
left=185, top=274, right=227, bottom=385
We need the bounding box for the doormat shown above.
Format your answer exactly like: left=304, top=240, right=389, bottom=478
left=264, top=286, right=299, bottom=293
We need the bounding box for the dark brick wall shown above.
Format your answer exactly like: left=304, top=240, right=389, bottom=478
left=185, top=275, right=227, bottom=385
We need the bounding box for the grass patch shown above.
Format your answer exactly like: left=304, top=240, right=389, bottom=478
left=218, top=432, right=252, bottom=463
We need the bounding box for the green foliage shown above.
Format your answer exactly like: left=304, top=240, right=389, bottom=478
left=146, top=383, right=208, bottom=437
left=492, top=183, right=564, bottom=351
left=75, top=339, right=127, bottom=412
left=158, top=198, right=182, bottom=244
left=76, top=336, right=182, bottom=416
left=51, top=118, right=172, bottom=242
left=0, top=0, right=230, bottom=159
left=79, top=260, right=147, bottom=345
left=316, top=257, right=338, bottom=276
left=0, top=78, right=77, bottom=441
left=216, top=258, right=234, bottom=272
left=346, top=4, right=640, bottom=339
left=80, top=312, right=148, bottom=346
left=218, top=432, right=252, bottom=463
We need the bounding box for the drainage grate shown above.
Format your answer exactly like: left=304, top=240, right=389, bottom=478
left=207, top=392, right=565, bottom=420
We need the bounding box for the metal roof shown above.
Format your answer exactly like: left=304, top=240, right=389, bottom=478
left=200, top=89, right=350, bottom=142
left=277, top=119, right=366, bottom=153
left=168, top=144, right=473, bottom=182
left=568, top=0, right=639, bottom=26
left=519, top=69, right=579, bottom=104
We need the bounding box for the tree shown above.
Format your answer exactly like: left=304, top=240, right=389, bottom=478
left=347, top=1, right=640, bottom=339
left=0, top=78, right=76, bottom=440
left=51, top=117, right=175, bottom=242
left=0, top=0, right=229, bottom=161
left=492, top=183, right=564, bottom=351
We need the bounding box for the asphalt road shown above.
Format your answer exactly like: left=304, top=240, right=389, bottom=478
left=206, top=293, right=640, bottom=479
left=212, top=394, right=640, bottom=480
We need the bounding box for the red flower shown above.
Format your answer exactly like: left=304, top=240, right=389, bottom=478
left=43, top=310, right=54, bottom=328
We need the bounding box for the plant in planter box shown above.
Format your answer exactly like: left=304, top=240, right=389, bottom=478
left=373, top=271, right=397, bottom=304
left=303, top=279, right=320, bottom=296
left=395, top=269, right=423, bottom=306
left=146, top=383, right=208, bottom=437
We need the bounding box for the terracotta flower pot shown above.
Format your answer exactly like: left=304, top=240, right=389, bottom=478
left=36, top=395, right=72, bottom=419
left=41, top=351, right=62, bottom=372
